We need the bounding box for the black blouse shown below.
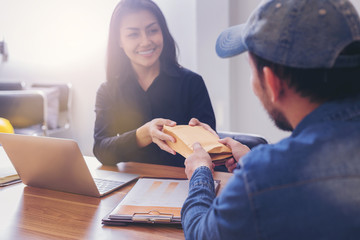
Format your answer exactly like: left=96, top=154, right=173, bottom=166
left=93, top=66, right=216, bottom=167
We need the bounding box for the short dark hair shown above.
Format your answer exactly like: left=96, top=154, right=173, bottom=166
left=106, top=0, right=178, bottom=85
left=250, top=42, right=360, bottom=103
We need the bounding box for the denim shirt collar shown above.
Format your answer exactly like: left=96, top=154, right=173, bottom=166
left=293, top=94, right=360, bottom=137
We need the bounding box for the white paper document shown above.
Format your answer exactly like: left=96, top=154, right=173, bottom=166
left=120, top=178, right=189, bottom=208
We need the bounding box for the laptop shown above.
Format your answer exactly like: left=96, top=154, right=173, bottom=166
left=0, top=133, right=139, bottom=197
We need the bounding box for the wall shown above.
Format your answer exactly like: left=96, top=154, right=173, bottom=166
left=155, top=0, right=197, bottom=70
left=228, top=0, right=291, bottom=143
left=196, top=0, right=230, bottom=130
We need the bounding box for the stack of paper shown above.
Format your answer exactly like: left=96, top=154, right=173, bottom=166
left=0, top=146, right=20, bottom=186
left=0, top=167, right=20, bottom=186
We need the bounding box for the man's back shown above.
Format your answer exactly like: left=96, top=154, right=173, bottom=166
left=236, top=95, right=360, bottom=238
left=181, top=0, right=360, bottom=239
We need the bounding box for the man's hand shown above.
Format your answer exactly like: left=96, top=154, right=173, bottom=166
left=188, top=118, right=218, bottom=137
left=219, top=137, right=250, bottom=173
left=136, top=118, right=177, bottom=155
left=184, top=142, right=214, bottom=179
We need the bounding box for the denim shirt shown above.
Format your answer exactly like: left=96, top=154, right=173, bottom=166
left=181, top=95, right=360, bottom=240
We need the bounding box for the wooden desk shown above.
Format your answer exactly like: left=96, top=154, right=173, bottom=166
left=0, top=157, right=232, bottom=240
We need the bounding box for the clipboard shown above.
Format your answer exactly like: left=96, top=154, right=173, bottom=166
left=102, top=177, right=220, bottom=225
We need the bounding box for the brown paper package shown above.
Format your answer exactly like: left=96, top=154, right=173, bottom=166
left=163, top=125, right=232, bottom=165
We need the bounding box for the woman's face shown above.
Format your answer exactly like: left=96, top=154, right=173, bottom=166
left=119, top=10, right=163, bottom=72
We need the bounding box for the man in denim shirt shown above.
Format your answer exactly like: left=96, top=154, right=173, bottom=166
left=181, top=0, right=360, bottom=239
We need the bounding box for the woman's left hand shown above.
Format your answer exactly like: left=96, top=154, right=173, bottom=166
left=148, top=118, right=177, bottom=154
left=136, top=118, right=177, bottom=155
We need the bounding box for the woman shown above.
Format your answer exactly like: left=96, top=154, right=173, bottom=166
left=93, top=0, right=216, bottom=167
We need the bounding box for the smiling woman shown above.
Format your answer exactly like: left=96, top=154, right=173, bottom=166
left=93, top=0, right=216, bottom=167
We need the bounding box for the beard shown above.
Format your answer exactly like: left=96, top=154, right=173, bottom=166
left=267, top=107, right=293, bottom=132
left=259, top=89, right=293, bottom=131
left=253, top=73, right=293, bottom=132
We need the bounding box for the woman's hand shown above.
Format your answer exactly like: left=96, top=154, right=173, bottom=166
left=219, top=137, right=250, bottom=173
left=136, top=118, right=177, bottom=155
left=188, top=118, right=218, bottom=137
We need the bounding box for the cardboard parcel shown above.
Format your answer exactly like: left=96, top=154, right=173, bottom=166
left=163, top=125, right=232, bottom=165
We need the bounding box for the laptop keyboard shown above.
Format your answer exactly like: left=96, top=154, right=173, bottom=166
left=94, top=178, right=125, bottom=194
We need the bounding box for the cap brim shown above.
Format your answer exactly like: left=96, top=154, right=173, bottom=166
left=216, top=24, right=248, bottom=58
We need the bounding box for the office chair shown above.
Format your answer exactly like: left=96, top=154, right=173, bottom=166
left=0, top=82, right=72, bottom=136
left=218, top=131, right=268, bottom=149
left=215, top=131, right=268, bottom=172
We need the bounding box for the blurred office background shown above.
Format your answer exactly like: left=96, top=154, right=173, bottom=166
left=0, top=0, right=359, bottom=155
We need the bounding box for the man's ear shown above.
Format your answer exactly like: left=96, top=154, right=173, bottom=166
left=263, top=66, right=282, bottom=103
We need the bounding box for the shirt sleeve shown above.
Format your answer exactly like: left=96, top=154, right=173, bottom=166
left=93, top=83, right=141, bottom=165
left=181, top=166, right=259, bottom=240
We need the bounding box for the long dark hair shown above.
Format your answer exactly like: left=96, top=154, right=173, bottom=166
left=106, top=0, right=179, bottom=86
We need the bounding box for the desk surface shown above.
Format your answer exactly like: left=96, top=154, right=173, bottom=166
left=0, top=156, right=232, bottom=240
